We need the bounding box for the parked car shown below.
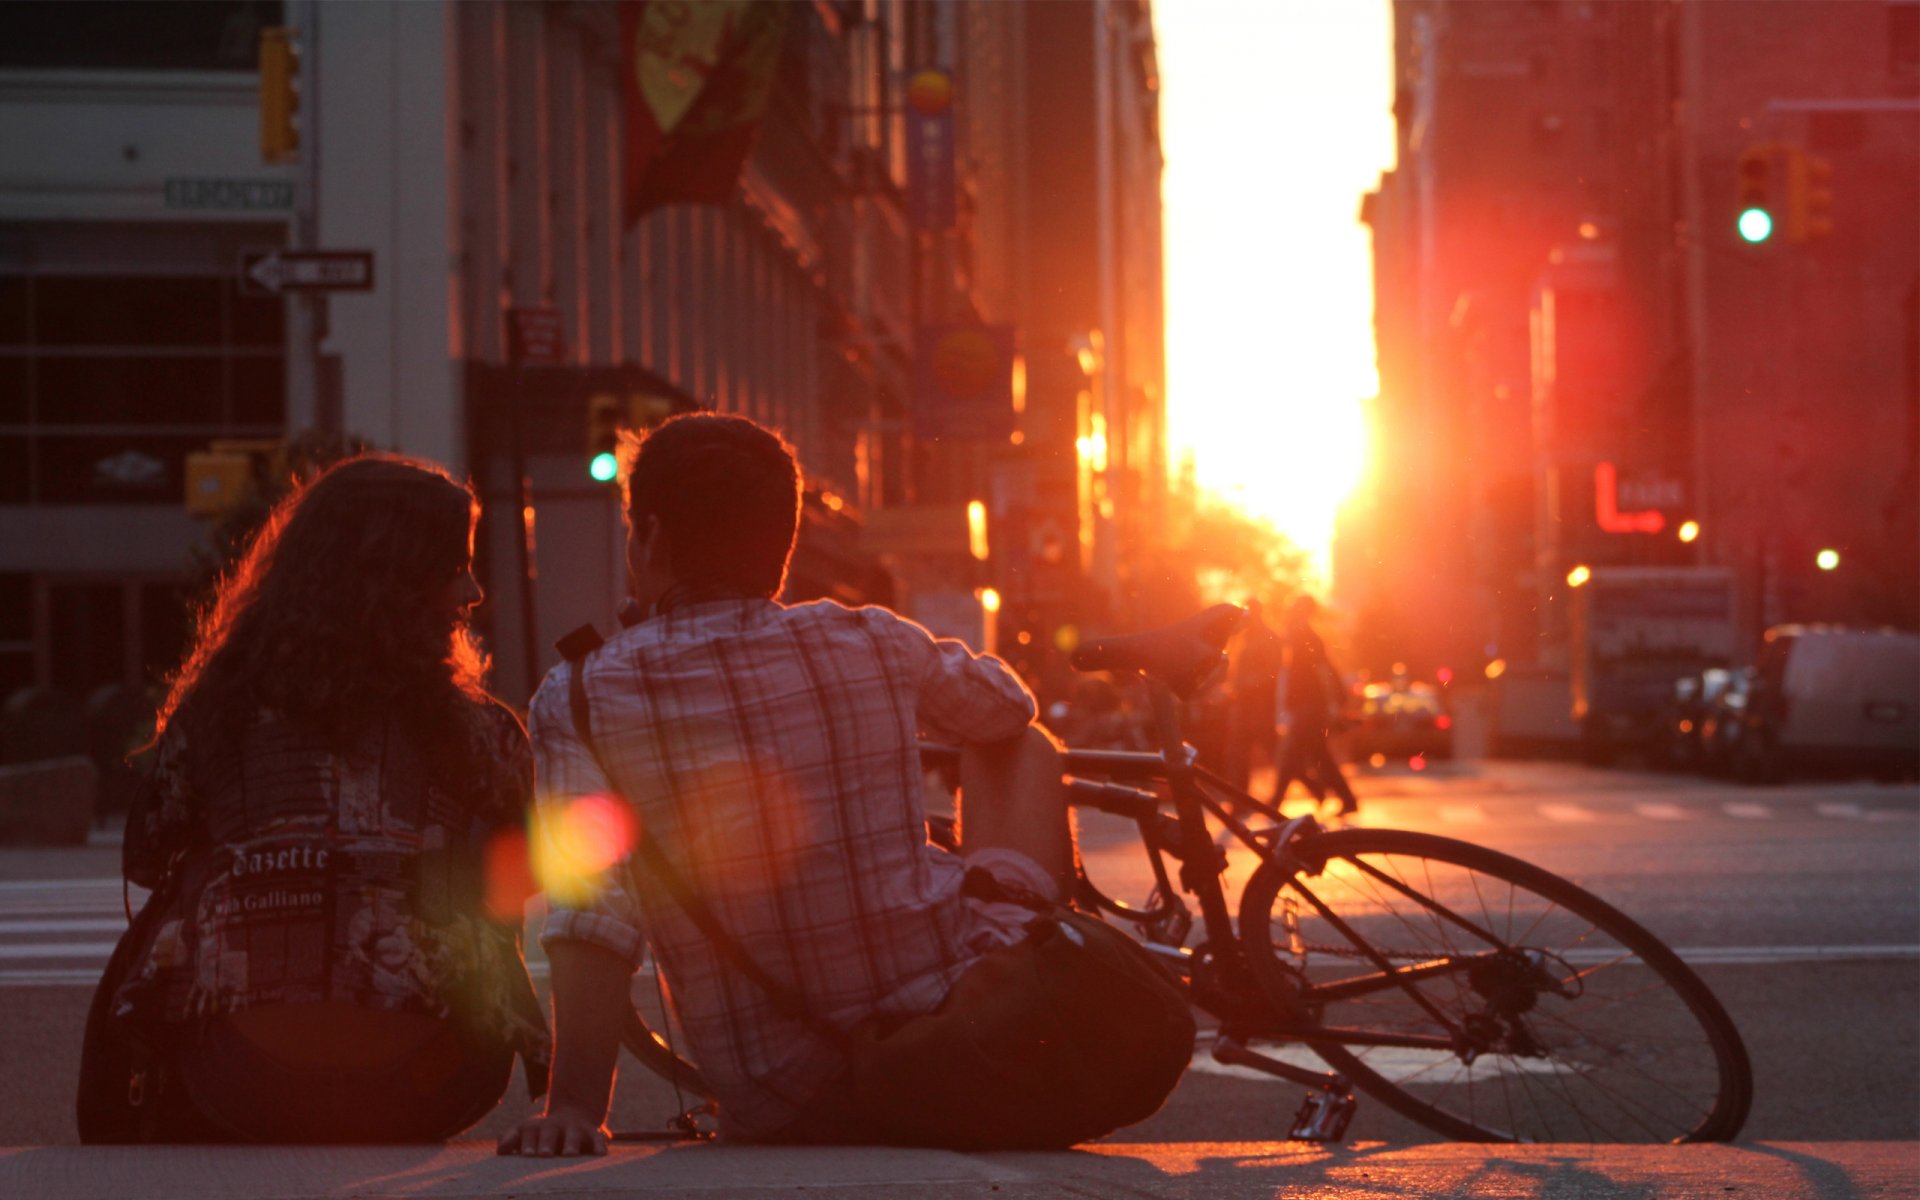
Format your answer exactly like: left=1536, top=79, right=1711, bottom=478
left=1730, top=625, right=1920, bottom=784
left=1347, top=680, right=1454, bottom=765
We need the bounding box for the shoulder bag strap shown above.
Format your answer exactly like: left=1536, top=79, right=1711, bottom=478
left=563, top=646, right=849, bottom=1049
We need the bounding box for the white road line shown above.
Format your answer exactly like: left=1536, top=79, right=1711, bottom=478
left=1437, top=805, right=1485, bottom=824
left=0, top=942, right=123, bottom=960
left=0, top=878, right=140, bottom=894
left=1722, top=802, right=1773, bottom=819
left=1562, top=943, right=1920, bottom=965
left=1814, top=802, right=1863, bottom=819
left=1538, top=802, right=1599, bottom=823
left=1634, top=802, right=1693, bottom=821
left=0, top=969, right=110, bottom=988
left=0, top=919, right=127, bottom=935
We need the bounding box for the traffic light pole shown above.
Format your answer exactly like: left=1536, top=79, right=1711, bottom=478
left=507, top=359, right=541, bottom=699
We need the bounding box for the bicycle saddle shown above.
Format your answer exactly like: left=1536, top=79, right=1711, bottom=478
left=1069, top=603, right=1245, bottom=698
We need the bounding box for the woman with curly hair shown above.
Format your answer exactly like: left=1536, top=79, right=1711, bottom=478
left=91, top=454, right=551, bottom=1143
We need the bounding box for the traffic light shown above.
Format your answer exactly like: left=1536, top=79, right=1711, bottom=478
left=259, top=27, right=299, bottom=164
left=185, top=439, right=285, bottom=517
left=1735, top=145, right=1774, bottom=244
left=587, top=393, right=625, bottom=483
left=1786, top=149, right=1834, bottom=242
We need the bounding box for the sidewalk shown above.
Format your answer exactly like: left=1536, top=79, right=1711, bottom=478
left=2, top=1140, right=1914, bottom=1199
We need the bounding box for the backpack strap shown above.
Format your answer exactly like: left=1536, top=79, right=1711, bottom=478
left=555, top=629, right=849, bottom=1049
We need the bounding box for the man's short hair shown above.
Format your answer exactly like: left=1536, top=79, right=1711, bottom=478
left=621, top=413, right=802, bottom=598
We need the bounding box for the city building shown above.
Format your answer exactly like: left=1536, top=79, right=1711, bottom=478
left=0, top=0, right=1166, bottom=733
left=1357, top=0, right=1917, bottom=734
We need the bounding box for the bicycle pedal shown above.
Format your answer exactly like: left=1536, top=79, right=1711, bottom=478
left=1288, top=1089, right=1356, bottom=1143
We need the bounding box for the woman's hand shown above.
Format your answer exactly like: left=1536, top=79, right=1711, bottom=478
left=496, top=1106, right=610, bottom=1157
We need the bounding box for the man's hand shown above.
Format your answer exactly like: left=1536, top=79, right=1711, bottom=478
left=497, top=940, right=633, bottom=1157
left=497, top=1107, right=610, bottom=1157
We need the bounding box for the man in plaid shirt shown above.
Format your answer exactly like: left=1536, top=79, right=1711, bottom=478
left=499, top=413, right=1072, bottom=1154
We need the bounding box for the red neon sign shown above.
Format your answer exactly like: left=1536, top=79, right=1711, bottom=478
left=1594, top=462, right=1666, bottom=534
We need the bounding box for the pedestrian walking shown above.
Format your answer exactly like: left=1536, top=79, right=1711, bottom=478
left=1269, top=595, right=1359, bottom=816
left=1224, top=598, right=1284, bottom=790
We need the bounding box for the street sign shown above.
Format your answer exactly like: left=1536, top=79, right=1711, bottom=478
left=506, top=307, right=569, bottom=365
left=238, top=249, right=375, bottom=296
left=165, top=177, right=294, bottom=211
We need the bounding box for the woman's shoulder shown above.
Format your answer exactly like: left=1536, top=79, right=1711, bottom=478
left=474, top=693, right=528, bottom=734
left=470, top=695, right=532, bottom=770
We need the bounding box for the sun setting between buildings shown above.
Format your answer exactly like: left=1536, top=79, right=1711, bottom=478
left=1156, top=0, right=1395, bottom=576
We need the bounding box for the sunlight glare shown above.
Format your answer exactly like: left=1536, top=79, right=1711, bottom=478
left=1157, top=0, right=1394, bottom=566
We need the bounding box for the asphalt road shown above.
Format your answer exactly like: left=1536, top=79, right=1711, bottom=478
left=2, top=758, right=1914, bottom=1149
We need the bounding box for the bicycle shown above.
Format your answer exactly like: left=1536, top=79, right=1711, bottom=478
left=615, top=603, right=1754, bottom=1145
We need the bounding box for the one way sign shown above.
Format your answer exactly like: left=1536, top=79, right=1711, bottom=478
left=239, top=248, right=376, bottom=296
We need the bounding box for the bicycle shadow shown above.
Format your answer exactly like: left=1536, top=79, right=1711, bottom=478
left=1738, top=1143, right=1883, bottom=1200
left=1070, top=1142, right=1650, bottom=1199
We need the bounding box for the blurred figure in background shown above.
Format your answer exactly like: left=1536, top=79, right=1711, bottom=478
left=1269, top=595, right=1358, bottom=816
left=1223, top=599, right=1284, bottom=791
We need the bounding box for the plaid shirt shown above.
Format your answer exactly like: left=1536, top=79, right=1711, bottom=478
left=532, top=597, right=1038, bottom=1137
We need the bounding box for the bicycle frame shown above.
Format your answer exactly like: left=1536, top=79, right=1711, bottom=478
left=994, top=680, right=1537, bottom=1065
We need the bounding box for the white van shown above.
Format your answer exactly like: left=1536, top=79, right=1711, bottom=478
left=1736, top=626, right=1920, bottom=782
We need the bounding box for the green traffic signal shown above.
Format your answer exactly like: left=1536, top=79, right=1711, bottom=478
left=1736, top=206, right=1773, bottom=244
left=589, top=450, right=620, bottom=483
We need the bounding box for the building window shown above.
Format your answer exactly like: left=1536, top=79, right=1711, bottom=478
left=0, top=1, right=282, bottom=72
left=1592, top=109, right=1614, bottom=150
left=1891, top=1, right=1920, bottom=93
left=0, top=223, right=285, bottom=506
left=1533, top=112, right=1567, bottom=154
left=0, top=572, right=29, bottom=699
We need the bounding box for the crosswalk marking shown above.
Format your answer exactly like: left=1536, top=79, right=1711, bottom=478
left=0, top=942, right=123, bottom=960
left=0, top=878, right=573, bottom=989
left=1633, top=802, right=1693, bottom=821
left=1723, top=802, right=1773, bottom=820
left=1815, top=802, right=1864, bottom=819
left=1538, top=802, right=1599, bottom=823
left=1437, top=805, right=1486, bottom=824
left=0, top=918, right=128, bottom=935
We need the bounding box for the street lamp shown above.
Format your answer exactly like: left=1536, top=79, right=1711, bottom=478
left=1816, top=549, right=1840, bottom=571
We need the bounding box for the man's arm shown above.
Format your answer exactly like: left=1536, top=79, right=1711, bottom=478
left=497, top=941, right=628, bottom=1156
left=499, top=665, right=651, bottom=1157
left=889, top=610, right=1038, bottom=744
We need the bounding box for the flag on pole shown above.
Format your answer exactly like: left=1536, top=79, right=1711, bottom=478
left=619, top=0, right=788, bottom=226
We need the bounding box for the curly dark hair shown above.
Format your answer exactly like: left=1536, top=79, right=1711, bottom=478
left=621, top=412, right=802, bottom=598
left=154, top=454, right=493, bottom=754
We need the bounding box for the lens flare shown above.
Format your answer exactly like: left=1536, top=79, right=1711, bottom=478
left=536, top=793, right=637, bottom=906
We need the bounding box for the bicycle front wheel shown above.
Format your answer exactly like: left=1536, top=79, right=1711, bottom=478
left=1239, top=829, right=1752, bottom=1143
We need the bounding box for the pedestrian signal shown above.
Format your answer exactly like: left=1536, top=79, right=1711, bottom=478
left=259, top=27, right=299, bottom=164
left=1786, top=150, right=1833, bottom=242
left=1735, top=145, right=1773, bottom=244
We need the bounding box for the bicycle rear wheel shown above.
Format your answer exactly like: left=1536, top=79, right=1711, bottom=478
left=1239, top=829, right=1752, bottom=1143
